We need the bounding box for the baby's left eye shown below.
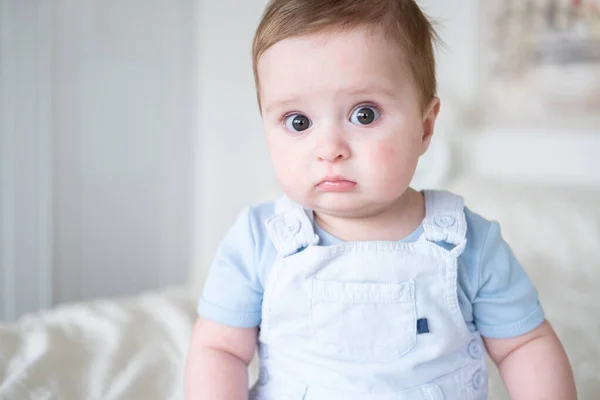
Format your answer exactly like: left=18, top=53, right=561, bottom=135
left=350, top=106, right=380, bottom=125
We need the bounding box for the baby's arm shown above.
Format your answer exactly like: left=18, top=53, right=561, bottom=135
left=484, top=320, right=576, bottom=399
left=185, top=317, right=257, bottom=400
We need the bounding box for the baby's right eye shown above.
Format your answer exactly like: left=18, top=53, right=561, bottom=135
left=284, top=114, right=312, bottom=132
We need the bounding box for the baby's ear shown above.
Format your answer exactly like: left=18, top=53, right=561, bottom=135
left=420, top=97, right=441, bottom=155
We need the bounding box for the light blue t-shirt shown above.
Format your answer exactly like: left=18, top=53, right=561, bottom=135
left=198, top=202, right=545, bottom=339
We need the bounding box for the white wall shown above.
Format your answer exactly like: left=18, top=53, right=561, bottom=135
left=191, top=0, right=274, bottom=291
left=52, top=0, right=196, bottom=305
left=0, top=0, right=53, bottom=320
left=0, top=0, right=196, bottom=320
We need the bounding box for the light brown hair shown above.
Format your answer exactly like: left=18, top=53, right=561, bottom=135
left=252, top=0, right=440, bottom=110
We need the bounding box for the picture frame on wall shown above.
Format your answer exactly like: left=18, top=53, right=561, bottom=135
left=476, top=0, right=600, bottom=129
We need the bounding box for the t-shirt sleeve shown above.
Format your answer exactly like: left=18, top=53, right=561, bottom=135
left=197, top=208, right=264, bottom=328
left=472, top=220, right=545, bottom=339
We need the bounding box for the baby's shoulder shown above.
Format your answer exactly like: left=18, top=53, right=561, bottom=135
left=245, top=198, right=280, bottom=232
left=220, top=199, right=279, bottom=259
left=463, top=207, right=494, bottom=243
left=461, top=205, right=506, bottom=271
left=243, top=199, right=280, bottom=265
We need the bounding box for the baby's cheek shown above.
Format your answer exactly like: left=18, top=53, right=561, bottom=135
left=272, top=155, right=295, bottom=184
left=272, top=150, right=305, bottom=190
left=368, top=140, right=409, bottom=170
left=369, top=141, right=395, bottom=164
left=366, top=141, right=417, bottom=188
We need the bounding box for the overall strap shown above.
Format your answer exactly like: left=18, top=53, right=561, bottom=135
left=421, top=190, right=467, bottom=252
left=265, top=196, right=319, bottom=257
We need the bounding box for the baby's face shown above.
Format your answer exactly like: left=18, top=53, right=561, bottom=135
left=257, top=26, right=438, bottom=218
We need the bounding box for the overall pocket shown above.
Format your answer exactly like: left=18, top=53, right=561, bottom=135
left=309, top=279, right=417, bottom=361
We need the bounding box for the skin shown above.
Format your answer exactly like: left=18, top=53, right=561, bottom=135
left=185, top=27, right=577, bottom=400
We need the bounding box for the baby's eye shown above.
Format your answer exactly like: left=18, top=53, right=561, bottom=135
left=284, top=114, right=312, bottom=132
left=350, top=106, right=380, bottom=125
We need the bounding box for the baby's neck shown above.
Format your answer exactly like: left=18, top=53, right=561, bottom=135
left=314, top=189, right=425, bottom=242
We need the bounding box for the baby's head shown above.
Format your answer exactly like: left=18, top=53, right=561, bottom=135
left=253, top=0, right=441, bottom=218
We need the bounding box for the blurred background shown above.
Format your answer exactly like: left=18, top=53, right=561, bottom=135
left=1, top=0, right=599, bottom=322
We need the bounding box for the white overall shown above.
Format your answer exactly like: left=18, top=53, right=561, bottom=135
left=249, top=190, right=488, bottom=400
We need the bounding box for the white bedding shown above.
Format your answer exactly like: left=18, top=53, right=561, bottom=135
left=1, top=178, right=600, bottom=399
left=449, top=178, right=600, bottom=399
left=0, top=288, right=197, bottom=400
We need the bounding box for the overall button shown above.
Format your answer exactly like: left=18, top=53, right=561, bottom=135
left=434, top=215, right=456, bottom=228
left=467, top=339, right=484, bottom=359
left=284, top=219, right=300, bottom=236
left=275, top=216, right=300, bottom=238
left=472, top=369, right=486, bottom=390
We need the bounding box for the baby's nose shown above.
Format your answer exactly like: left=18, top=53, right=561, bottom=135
left=316, top=131, right=350, bottom=162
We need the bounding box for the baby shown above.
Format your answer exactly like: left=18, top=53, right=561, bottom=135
left=185, top=0, right=576, bottom=399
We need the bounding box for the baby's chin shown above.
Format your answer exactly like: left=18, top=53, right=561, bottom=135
left=304, top=194, right=390, bottom=219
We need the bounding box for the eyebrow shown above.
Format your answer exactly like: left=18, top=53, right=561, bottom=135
left=263, top=98, right=298, bottom=116
left=263, top=85, right=399, bottom=116
left=342, top=86, right=399, bottom=101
